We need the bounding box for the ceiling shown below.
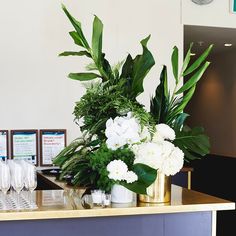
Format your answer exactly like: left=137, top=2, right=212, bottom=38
left=184, top=25, right=236, bottom=56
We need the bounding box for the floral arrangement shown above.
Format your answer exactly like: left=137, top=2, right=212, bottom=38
left=53, top=5, right=212, bottom=195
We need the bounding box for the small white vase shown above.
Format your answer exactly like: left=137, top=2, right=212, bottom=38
left=111, top=184, right=133, bottom=203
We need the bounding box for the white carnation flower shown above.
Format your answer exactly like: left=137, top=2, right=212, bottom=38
left=159, top=145, right=184, bottom=176
left=107, top=160, right=128, bottom=181
left=153, top=124, right=176, bottom=142
left=124, top=171, right=138, bottom=183
left=160, top=141, right=175, bottom=158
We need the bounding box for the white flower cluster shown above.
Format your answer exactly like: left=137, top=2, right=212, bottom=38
left=105, top=112, right=149, bottom=150
left=133, top=124, right=184, bottom=176
left=106, top=160, right=138, bottom=184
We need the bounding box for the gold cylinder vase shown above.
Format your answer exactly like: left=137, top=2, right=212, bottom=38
left=139, top=172, right=171, bottom=203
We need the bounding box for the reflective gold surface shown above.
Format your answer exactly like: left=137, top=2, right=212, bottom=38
left=0, top=185, right=234, bottom=222
left=139, top=172, right=171, bottom=203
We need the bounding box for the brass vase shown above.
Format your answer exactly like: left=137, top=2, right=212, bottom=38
left=138, top=172, right=171, bottom=203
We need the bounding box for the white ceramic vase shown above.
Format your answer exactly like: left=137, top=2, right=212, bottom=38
left=111, top=184, right=133, bottom=203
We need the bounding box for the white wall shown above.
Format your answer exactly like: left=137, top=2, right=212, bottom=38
left=0, top=0, right=183, bottom=144
left=182, top=0, right=236, bottom=28
left=2, top=0, right=236, bottom=149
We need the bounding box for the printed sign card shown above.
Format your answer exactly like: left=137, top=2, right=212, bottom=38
left=40, top=130, right=66, bottom=166
left=11, top=130, right=38, bottom=165
left=0, top=130, right=9, bottom=159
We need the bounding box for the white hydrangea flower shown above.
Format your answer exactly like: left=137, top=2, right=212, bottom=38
left=133, top=142, right=163, bottom=169
left=139, top=126, right=151, bottom=141
left=107, top=160, right=128, bottom=181
left=124, top=171, right=138, bottom=183
left=153, top=124, right=176, bottom=142
left=105, top=113, right=144, bottom=150
left=159, top=143, right=184, bottom=176
left=106, top=135, right=126, bottom=150
left=133, top=140, right=184, bottom=176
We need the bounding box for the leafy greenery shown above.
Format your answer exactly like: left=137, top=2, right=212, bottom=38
left=53, top=4, right=212, bottom=193
left=73, top=82, right=154, bottom=138
left=150, top=44, right=212, bottom=161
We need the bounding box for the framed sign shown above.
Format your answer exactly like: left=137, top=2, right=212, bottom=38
left=11, top=130, right=38, bottom=165
left=0, top=130, right=9, bottom=159
left=40, top=129, right=66, bottom=166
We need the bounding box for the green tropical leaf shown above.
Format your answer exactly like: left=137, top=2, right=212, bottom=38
left=168, top=86, right=196, bottom=123
left=150, top=66, right=169, bottom=124
left=171, top=46, right=179, bottom=84
left=121, top=54, right=133, bottom=79
left=122, top=163, right=157, bottom=194
left=183, top=44, right=213, bottom=76
left=68, top=31, right=85, bottom=48
left=181, top=42, right=193, bottom=74
left=92, top=16, right=103, bottom=65
left=68, top=72, right=101, bottom=81
left=173, top=126, right=210, bottom=161
left=131, top=35, right=155, bottom=97
left=121, top=182, right=147, bottom=194
left=132, top=163, right=157, bottom=187
left=62, top=5, right=90, bottom=50
left=140, top=34, right=151, bottom=47
left=173, top=113, right=189, bottom=132
left=59, top=51, right=91, bottom=58
left=176, top=61, right=210, bottom=94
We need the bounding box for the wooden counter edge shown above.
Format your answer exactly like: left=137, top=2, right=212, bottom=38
left=0, top=202, right=234, bottom=222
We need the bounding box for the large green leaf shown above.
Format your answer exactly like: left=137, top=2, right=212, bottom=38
left=122, top=163, right=157, bottom=194
left=62, top=5, right=90, bottom=50
left=183, top=44, right=213, bottom=76
left=92, top=16, right=103, bottom=65
left=59, top=51, right=91, bottom=58
left=173, top=113, right=189, bottom=132
left=150, top=66, right=169, bottom=124
left=171, top=46, right=179, bottom=84
left=68, top=72, right=101, bottom=81
left=121, top=54, right=133, bottom=78
left=181, top=42, right=193, bottom=75
left=69, top=31, right=86, bottom=48
left=173, top=126, right=210, bottom=161
left=176, top=61, right=210, bottom=94
left=167, top=85, right=196, bottom=123
left=131, top=35, right=155, bottom=97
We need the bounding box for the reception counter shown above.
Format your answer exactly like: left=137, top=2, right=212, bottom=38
left=0, top=174, right=234, bottom=236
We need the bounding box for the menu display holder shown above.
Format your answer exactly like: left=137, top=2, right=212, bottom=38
left=11, top=130, right=38, bottom=166
left=40, top=129, right=66, bottom=167
left=0, top=130, right=9, bottom=160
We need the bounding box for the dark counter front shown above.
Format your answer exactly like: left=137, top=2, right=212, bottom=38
left=0, top=211, right=212, bottom=236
